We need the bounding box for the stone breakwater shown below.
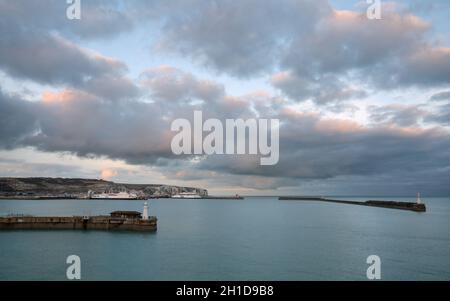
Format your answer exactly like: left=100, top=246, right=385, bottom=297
left=0, top=215, right=157, bottom=232
left=279, top=197, right=426, bottom=212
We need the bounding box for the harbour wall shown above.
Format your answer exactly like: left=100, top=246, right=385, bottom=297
left=279, top=197, right=426, bottom=212
left=0, top=216, right=157, bottom=231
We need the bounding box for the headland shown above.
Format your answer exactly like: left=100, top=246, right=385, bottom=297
left=0, top=177, right=208, bottom=200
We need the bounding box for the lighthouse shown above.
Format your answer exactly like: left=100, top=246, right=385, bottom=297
left=143, top=202, right=149, bottom=220
left=417, top=192, right=421, bottom=204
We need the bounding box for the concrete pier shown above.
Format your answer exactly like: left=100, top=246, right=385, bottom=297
left=279, top=196, right=426, bottom=212
left=0, top=214, right=157, bottom=231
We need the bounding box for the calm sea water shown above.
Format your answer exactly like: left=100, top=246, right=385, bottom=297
left=0, top=196, right=449, bottom=280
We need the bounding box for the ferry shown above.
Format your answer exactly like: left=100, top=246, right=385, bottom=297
left=171, top=192, right=202, bottom=199
left=90, top=191, right=138, bottom=200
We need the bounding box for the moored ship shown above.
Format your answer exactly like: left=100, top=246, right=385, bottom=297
left=90, top=191, right=138, bottom=200
left=171, top=192, right=202, bottom=199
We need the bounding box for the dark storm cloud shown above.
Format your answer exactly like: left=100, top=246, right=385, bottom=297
left=196, top=110, right=450, bottom=182
left=0, top=157, right=89, bottom=179
left=82, top=75, right=141, bottom=101
left=368, top=104, right=429, bottom=127
left=276, top=8, right=450, bottom=102
left=0, top=0, right=136, bottom=92
left=391, top=47, right=450, bottom=87
left=169, top=104, right=450, bottom=194
left=271, top=72, right=367, bottom=105
left=2, top=0, right=448, bottom=105
left=284, top=7, right=449, bottom=95
left=283, top=9, right=428, bottom=76
left=144, top=0, right=332, bottom=77
left=430, top=90, right=450, bottom=102
left=0, top=0, right=133, bottom=40
left=140, top=66, right=225, bottom=103
left=0, top=69, right=246, bottom=165
left=131, top=1, right=450, bottom=103
left=1, top=1, right=450, bottom=194
left=2, top=66, right=450, bottom=194
left=425, top=91, right=450, bottom=125
left=29, top=90, right=175, bottom=164
left=26, top=69, right=260, bottom=167
left=0, top=31, right=127, bottom=86
left=0, top=88, right=38, bottom=148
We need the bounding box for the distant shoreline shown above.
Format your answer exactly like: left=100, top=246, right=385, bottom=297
left=0, top=177, right=208, bottom=200
left=0, top=195, right=244, bottom=200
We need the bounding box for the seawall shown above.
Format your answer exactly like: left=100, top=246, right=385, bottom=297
left=279, top=197, right=426, bottom=212
left=0, top=216, right=157, bottom=231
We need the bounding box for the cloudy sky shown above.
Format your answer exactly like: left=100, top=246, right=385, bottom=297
left=1, top=0, right=450, bottom=196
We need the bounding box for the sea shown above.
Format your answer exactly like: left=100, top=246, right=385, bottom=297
left=0, top=196, right=449, bottom=280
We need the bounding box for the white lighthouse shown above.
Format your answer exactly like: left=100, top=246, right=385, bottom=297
left=417, top=192, right=421, bottom=204
left=143, top=202, right=149, bottom=220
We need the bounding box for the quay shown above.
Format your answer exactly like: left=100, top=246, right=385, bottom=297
left=0, top=202, right=157, bottom=231
left=279, top=194, right=426, bottom=212
left=201, top=195, right=244, bottom=200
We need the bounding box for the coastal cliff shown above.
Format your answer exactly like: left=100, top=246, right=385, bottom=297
left=0, top=177, right=208, bottom=199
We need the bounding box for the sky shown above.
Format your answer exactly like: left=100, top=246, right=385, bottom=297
left=1, top=0, right=450, bottom=196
